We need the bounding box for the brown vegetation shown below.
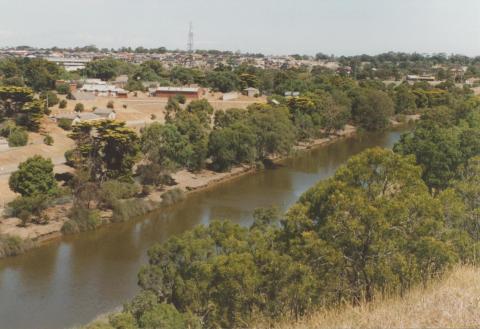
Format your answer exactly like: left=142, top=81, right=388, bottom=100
left=269, top=266, right=480, bottom=329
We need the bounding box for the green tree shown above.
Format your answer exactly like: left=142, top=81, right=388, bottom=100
left=0, top=86, right=47, bottom=130
left=70, top=121, right=140, bottom=181
left=140, top=123, right=192, bottom=170
left=171, top=111, right=210, bottom=172
left=9, top=155, right=58, bottom=197
left=247, top=104, right=296, bottom=159
left=206, top=70, right=240, bottom=92
left=138, top=304, right=188, bottom=329
left=394, top=84, right=417, bottom=114
left=185, top=99, right=214, bottom=127
left=7, top=127, right=28, bottom=146
left=84, top=59, right=121, bottom=81
left=40, top=91, right=59, bottom=107
left=23, top=58, right=63, bottom=91
left=16, top=99, right=46, bottom=131
left=394, top=124, right=462, bottom=191
left=56, top=83, right=71, bottom=95
left=351, top=88, right=394, bottom=130
left=283, top=148, right=456, bottom=302
left=74, top=103, right=85, bottom=112
left=59, top=99, right=68, bottom=109
left=208, top=122, right=257, bottom=171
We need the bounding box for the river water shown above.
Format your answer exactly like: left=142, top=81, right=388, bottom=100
left=0, top=126, right=409, bottom=329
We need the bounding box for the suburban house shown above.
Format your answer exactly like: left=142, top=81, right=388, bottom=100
left=53, top=111, right=114, bottom=125
left=150, top=86, right=203, bottom=99
left=114, top=75, right=129, bottom=88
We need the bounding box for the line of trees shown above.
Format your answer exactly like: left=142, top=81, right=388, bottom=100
left=83, top=92, right=480, bottom=329
left=6, top=79, right=472, bottom=228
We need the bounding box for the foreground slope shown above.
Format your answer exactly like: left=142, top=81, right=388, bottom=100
left=272, top=266, right=480, bottom=329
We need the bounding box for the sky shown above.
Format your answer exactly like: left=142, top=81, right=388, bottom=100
left=0, top=0, right=479, bottom=56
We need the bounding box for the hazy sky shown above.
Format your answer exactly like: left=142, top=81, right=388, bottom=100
left=0, top=0, right=479, bottom=56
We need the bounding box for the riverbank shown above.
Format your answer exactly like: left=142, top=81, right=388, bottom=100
left=0, top=124, right=415, bottom=329
left=0, top=118, right=417, bottom=259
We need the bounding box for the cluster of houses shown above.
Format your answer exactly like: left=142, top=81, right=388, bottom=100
left=0, top=47, right=342, bottom=72
left=53, top=108, right=116, bottom=125
left=80, top=79, right=128, bottom=98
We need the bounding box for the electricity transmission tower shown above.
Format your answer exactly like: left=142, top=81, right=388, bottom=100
left=187, top=22, right=194, bottom=53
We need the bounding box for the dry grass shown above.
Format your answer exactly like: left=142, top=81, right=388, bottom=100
left=269, top=266, right=480, bottom=329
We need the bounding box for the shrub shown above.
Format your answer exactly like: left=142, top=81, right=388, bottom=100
left=59, top=99, right=68, bottom=109
left=43, top=134, right=54, bottom=145
left=64, top=149, right=75, bottom=167
left=7, top=195, right=50, bottom=224
left=142, top=185, right=153, bottom=196
left=174, top=94, right=186, bottom=104
left=138, top=303, right=188, bottom=329
left=112, top=199, right=154, bottom=223
left=99, top=180, right=140, bottom=209
left=160, top=188, right=185, bottom=207
left=66, top=92, right=76, bottom=100
left=137, top=163, right=174, bottom=187
left=107, top=101, right=114, bottom=109
left=74, top=103, right=85, bottom=112
left=0, top=234, right=35, bottom=258
left=41, top=91, right=59, bottom=107
left=62, top=207, right=100, bottom=234
left=7, top=128, right=28, bottom=147
left=18, top=210, right=31, bottom=227
left=58, top=118, right=73, bottom=131
left=56, top=83, right=70, bottom=95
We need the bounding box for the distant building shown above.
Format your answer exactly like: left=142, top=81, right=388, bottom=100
left=53, top=112, right=110, bottom=125
left=285, top=91, right=300, bottom=97
left=244, top=87, right=260, bottom=97
left=93, top=108, right=116, bottom=120
left=45, top=57, right=91, bottom=72
left=80, top=80, right=127, bottom=97
left=114, top=75, right=129, bottom=88
left=406, top=75, right=436, bottom=82
left=116, top=90, right=128, bottom=98
left=151, top=87, right=202, bottom=99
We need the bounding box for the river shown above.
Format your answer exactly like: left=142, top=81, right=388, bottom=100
left=0, top=126, right=410, bottom=329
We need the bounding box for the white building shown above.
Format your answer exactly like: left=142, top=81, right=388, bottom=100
left=53, top=112, right=112, bottom=125
left=45, top=57, right=91, bottom=72
left=244, top=87, right=260, bottom=97
left=80, top=80, right=127, bottom=97
left=93, top=108, right=116, bottom=120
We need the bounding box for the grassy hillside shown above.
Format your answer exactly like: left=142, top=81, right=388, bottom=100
left=270, top=266, right=480, bottom=329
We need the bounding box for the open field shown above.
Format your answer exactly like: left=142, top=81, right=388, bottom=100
left=53, top=91, right=266, bottom=129
left=269, top=265, right=480, bottom=329
left=0, top=92, right=265, bottom=207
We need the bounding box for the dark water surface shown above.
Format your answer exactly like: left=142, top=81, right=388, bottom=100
left=0, top=126, right=409, bottom=329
